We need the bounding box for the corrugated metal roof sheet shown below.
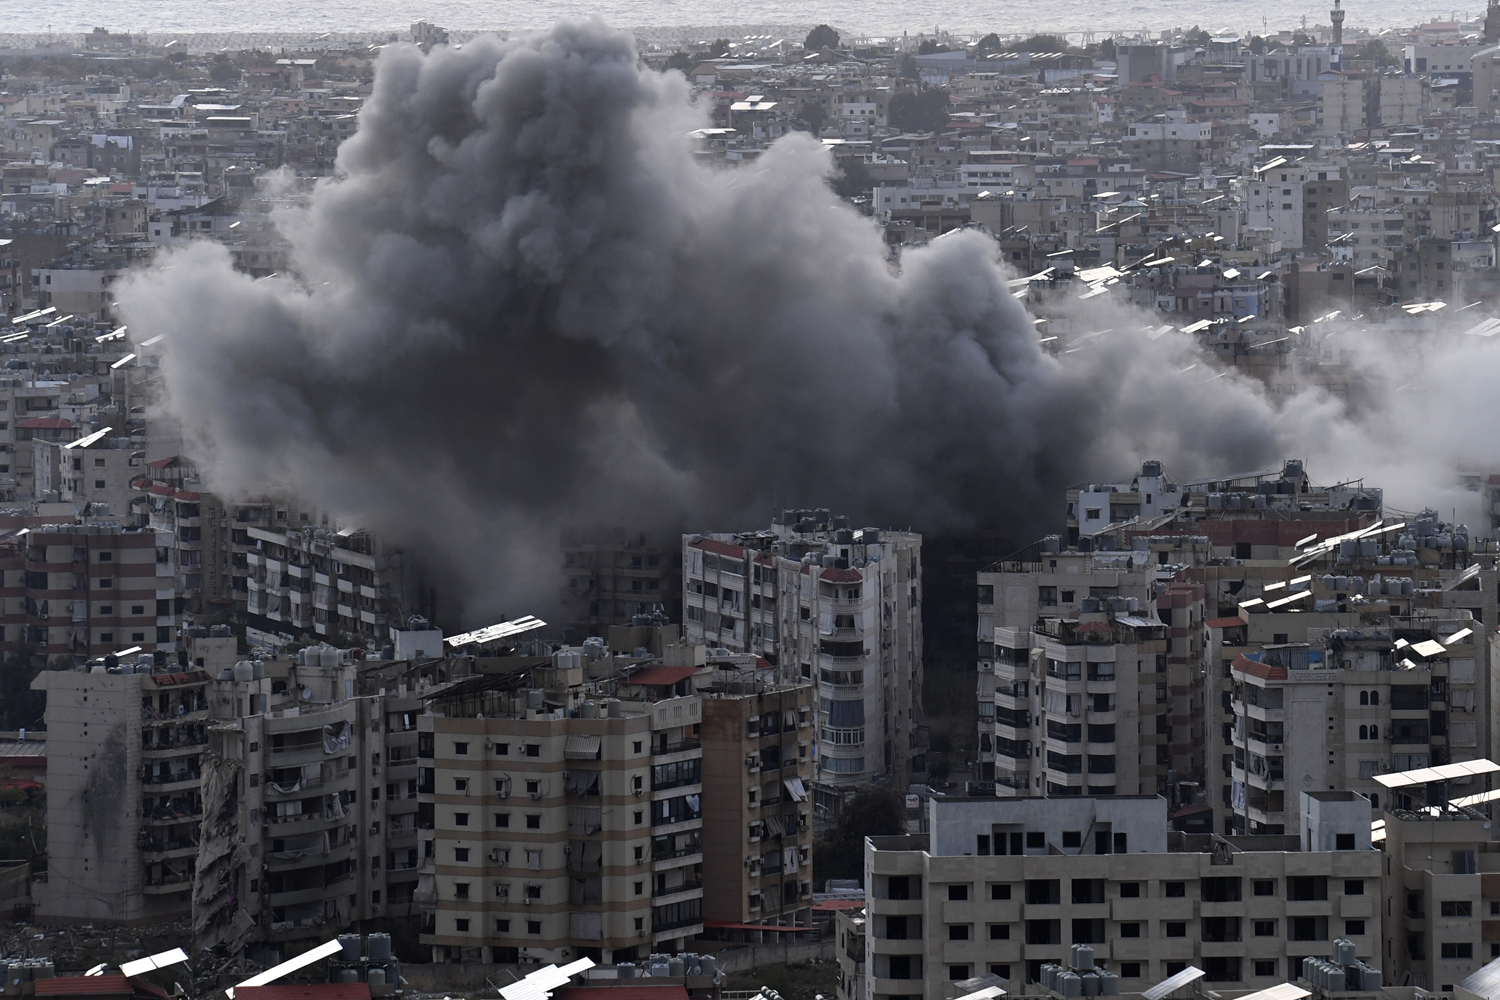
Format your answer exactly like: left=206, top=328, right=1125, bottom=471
left=235, top=985, right=372, bottom=1000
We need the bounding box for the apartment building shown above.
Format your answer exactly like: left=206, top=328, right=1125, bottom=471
left=1378, top=792, right=1500, bottom=988
left=245, top=522, right=436, bottom=648
left=683, top=511, right=923, bottom=811
left=836, top=906, right=867, bottom=1000
left=2, top=521, right=176, bottom=658
left=192, top=644, right=423, bottom=961
left=863, top=793, right=1382, bottom=1000
left=417, top=641, right=706, bottom=967
left=1227, top=613, right=1486, bottom=835
left=31, top=652, right=218, bottom=925
left=989, top=612, right=1170, bottom=800
left=33, top=429, right=142, bottom=519
left=699, top=657, right=816, bottom=932
left=559, top=528, right=681, bottom=637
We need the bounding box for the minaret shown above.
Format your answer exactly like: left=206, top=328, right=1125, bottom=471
left=1330, top=0, right=1345, bottom=69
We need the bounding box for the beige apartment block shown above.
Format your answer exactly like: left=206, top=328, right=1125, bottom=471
left=699, top=661, right=816, bottom=932
left=418, top=641, right=705, bottom=966
left=684, top=510, right=922, bottom=813
left=1228, top=614, right=1486, bottom=836
left=864, top=794, right=1381, bottom=1000
left=1379, top=797, right=1500, bottom=989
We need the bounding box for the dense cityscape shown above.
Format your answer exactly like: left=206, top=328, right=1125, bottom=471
left=4, top=8, right=1500, bottom=1000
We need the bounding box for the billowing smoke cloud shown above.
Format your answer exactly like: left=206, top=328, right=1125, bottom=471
left=117, top=22, right=1500, bottom=623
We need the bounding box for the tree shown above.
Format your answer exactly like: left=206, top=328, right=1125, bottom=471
left=708, top=38, right=732, bottom=57
left=917, top=39, right=951, bottom=55
left=805, top=24, right=840, bottom=51
left=812, top=788, right=905, bottom=886
left=1248, top=35, right=1268, bottom=55
left=1019, top=33, right=1069, bottom=52
left=831, top=155, right=872, bottom=200
left=888, top=88, right=951, bottom=132
left=1184, top=25, right=1211, bottom=45
left=1357, top=39, right=1399, bottom=68
left=897, top=53, right=919, bottom=79
left=1094, top=37, right=1116, bottom=60
left=664, top=50, right=694, bottom=72
left=209, top=53, right=239, bottom=84
left=798, top=99, right=828, bottom=135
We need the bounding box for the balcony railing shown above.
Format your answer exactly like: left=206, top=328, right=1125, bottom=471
left=653, top=879, right=704, bottom=898
left=655, top=739, right=701, bottom=756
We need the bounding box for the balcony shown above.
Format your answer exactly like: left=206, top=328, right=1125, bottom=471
left=653, top=878, right=704, bottom=898
left=654, top=739, right=701, bottom=756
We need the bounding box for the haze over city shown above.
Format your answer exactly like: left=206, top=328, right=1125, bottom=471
left=3, top=5, right=1500, bottom=1000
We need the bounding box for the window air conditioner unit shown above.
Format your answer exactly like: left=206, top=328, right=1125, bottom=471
left=488, top=850, right=499, bottom=862
left=529, top=791, right=542, bottom=800
left=633, top=788, right=644, bottom=797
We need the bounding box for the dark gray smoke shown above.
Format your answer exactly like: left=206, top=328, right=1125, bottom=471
left=118, top=22, right=1435, bottom=622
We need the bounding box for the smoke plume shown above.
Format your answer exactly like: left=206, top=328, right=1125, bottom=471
left=118, top=22, right=1500, bottom=623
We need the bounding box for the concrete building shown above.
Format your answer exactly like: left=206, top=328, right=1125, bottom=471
left=699, top=655, right=816, bottom=934
left=683, top=512, right=923, bottom=813
left=31, top=652, right=217, bottom=925
left=863, top=794, right=1382, bottom=999
left=244, top=521, right=439, bottom=649
left=6, top=520, right=176, bottom=659
left=417, top=633, right=707, bottom=966
left=1227, top=614, right=1487, bottom=836
left=1378, top=791, right=1500, bottom=988
left=559, top=528, right=682, bottom=638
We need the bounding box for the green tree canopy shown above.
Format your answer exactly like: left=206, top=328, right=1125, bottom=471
left=1019, top=33, right=1069, bottom=52
left=917, top=38, right=951, bottom=54
left=708, top=38, right=732, bottom=57
left=976, top=32, right=1002, bottom=55
left=888, top=88, right=951, bottom=132
left=805, top=24, right=840, bottom=51
left=812, top=789, right=905, bottom=885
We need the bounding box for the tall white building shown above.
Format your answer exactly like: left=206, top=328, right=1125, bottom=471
left=683, top=511, right=923, bottom=814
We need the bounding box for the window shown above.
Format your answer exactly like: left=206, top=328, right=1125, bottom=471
left=635, top=881, right=644, bottom=896
left=1166, top=922, right=1186, bottom=937
left=455, top=742, right=469, bottom=755
left=1254, top=961, right=1277, bottom=978
left=527, top=921, right=541, bottom=935
left=1336, top=833, right=1355, bottom=850
left=495, top=813, right=509, bottom=828
left=1345, top=880, right=1364, bottom=895
left=1254, top=920, right=1277, bottom=936
left=1026, top=831, right=1045, bottom=849
left=97, top=578, right=112, bottom=588
left=991, top=884, right=1011, bottom=900
left=949, top=966, right=970, bottom=981
left=1441, top=901, right=1473, bottom=917
left=525, top=744, right=540, bottom=757
left=989, top=925, right=1010, bottom=940
left=1120, top=882, right=1140, bottom=898
left=455, top=812, right=469, bottom=826
left=1442, top=943, right=1474, bottom=959
left=1062, top=831, right=1082, bottom=848
left=131, top=605, right=143, bottom=615
left=1253, top=880, right=1275, bottom=896
left=495, top=919, right=510, bottom=932
left=455, top=882, right=470, bottom=899
left=1120, top=923, right=1140, bottom=938
left=455, top=918, right=469, bottom=932
left=495, top=743, right=509, bottom=755
left=525, top=814, right=540, bottom=829
left=100, top=606, right=112, bottom=616
left=1165, top=881, right=1186, bottom=897
left=1345, top=920, right=1366, bottom=936
left=1121, top=964, right=1142, bottom=979
left=948, top=884, right=969, bottom=901
left=454, top=848, right=469, bottom=862
left=949, top=925, right=970, bottom=941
